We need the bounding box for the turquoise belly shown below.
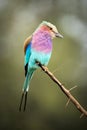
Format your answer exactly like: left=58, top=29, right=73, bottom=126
left=29, top=50, right=51, bottom=69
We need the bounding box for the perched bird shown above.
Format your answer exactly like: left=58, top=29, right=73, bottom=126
left=19, top=21, right=63, bottom=111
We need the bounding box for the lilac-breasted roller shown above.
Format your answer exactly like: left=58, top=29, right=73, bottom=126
left=19, top=21, right=63, bottom=111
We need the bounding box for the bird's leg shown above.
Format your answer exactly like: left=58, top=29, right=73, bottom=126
left=19, top=91, right=25, bottom=111
left=35, top=60, right=48, bottom=72
left=23, top=91, right=28, bottom=111
left=43, top=66, right=48, bottom=72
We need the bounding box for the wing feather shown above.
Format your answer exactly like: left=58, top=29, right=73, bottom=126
left=24, top=35, right=32, bottom=76
left=24, top=35, right=32, bottom=53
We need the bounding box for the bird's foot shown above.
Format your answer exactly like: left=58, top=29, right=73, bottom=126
left=43, top=66, right=48, bottom=72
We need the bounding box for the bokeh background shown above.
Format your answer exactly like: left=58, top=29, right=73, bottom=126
left=0, top=0, right=87, bottom=130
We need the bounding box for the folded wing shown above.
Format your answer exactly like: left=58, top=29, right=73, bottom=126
left=24, top=35, right=32, bottom=76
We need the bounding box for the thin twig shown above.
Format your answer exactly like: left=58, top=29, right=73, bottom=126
left=80, top=113, right=84, bottom=118
left=65, top=86, right=77, bottom=108
left=65, top=98, right=70, bottom=107
left=69, top=85, right=78, bottom=92
left=36, top=61, right=87, bottom=117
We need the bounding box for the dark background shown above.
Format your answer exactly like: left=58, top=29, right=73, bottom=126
left=0, top=0, right=87, bottom=130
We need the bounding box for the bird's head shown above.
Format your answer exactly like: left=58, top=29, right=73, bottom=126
left=39, top=21, right=63, bottom=39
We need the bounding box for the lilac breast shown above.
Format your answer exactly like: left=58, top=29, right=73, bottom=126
left=32, top=30, right=52, bottom=54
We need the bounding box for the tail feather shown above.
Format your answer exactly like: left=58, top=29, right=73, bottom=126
left=19, top=69, right=34, bottom=111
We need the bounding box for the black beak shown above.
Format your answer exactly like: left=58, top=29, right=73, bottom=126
left=55, top=32, right=63, bottom=38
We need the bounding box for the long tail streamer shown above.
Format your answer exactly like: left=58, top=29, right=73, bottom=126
left=19, top=91, right=28, bottom=111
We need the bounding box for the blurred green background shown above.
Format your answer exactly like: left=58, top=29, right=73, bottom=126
left=0, top=0, right=87, bottom=130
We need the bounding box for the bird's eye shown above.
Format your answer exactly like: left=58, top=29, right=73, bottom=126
left=49, top=27, right=52, bottom=30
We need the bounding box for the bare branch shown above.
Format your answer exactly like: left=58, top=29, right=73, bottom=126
left=36, top=61, right=87, bottom=117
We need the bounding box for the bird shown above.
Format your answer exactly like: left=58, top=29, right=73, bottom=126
left=19, top=21, right=63, bottom=111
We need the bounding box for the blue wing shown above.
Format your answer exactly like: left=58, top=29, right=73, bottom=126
left=24, top=36, right=32, bottom=76
left=24, top=42, right=31, bottom=76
